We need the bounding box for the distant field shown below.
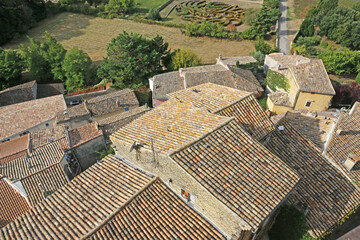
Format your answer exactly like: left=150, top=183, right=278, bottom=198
left=293, top=0, right=359, bottom=18
left=3, top=12, right=261, bottom=64
left=135, top=0, right=167, bottom=12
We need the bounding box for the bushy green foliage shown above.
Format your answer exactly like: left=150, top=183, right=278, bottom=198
left=318, top=48, right=360, bottom=74
left=299, top=18, right=315, bottom=37
left=97, top=146, right=115, bottom=159
left=313, top=3, right=360, bottom=50
left=97, top=31, right=169, bottom=89
left=104, top=0, right=135, bottom=17
left=255, top=39, right=274, bottom=55
left=169, top=48, right=202, bottom=71
left=353, top=2, right=360, bottom=12
left=243, top=0, right=281, bottom=39
left=0, top=0, right=47, bottom=45
left=20, top=32, right=66, bottom=83
left=146, top=9, right=162, bottom=21
left=269, top=205, right=314, bottom=240
left=320, top=41, right=328, bottom=48
left=62, top=47, right=92, bottom=92
left=292, top=36, right=321, bottom=56
left=0, top=48, right=25, bottom=91
left=253, top=51, right=265, bottom=64
left=265, top=69, right=290, bottom=92
left=356, top=73, right=360, bottom=84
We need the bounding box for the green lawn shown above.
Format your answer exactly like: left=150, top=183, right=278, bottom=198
left=339, top=0, right=360, bottom=8
left=135, top=0, right=168, bottom=11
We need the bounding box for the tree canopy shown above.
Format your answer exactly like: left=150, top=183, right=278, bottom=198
left=0, top=48, right=25, bottom=91
left=97, top=31, right=169, bottom=89
left=169, top=48, right=202, bottom=71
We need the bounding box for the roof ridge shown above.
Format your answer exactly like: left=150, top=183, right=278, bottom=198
left=213, top=94, right=254, bottom=114
left=169, top=117, right=235, bottom=156
left=80, top=176, right=158, bottom=239
left=19, top=162, right=62, bottom=181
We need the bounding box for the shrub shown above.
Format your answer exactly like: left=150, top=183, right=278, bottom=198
left=318, top=48, right=360, bottom=75
left=253, top=51, right=265, bottom=64
left=320, top=41, right=328, bottom=48
left=146, top=9, right=162, bottom=21
left=255, top=39, right=273, bottom=55
left=169, top=48, right=203, bottom=71
left=299, top=18, right=315, bottom=37
left=356, top=73, right=360, bottom=84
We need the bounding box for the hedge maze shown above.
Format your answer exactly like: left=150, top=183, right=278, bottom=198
left=175, top=1, right=245, bottom=26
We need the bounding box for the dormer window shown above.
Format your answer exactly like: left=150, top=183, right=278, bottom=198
left=305, top=100, right=312, bottom=108
left=343, top=154, right=360, bottom=172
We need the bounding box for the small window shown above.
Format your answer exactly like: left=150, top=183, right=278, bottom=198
left=45, top=123, right=49, bottom=127
left=181, top=189, right=194, bottom=202
left=125, top=107, right=129, bottom=111
left=305, top=101, right=312, bottom=108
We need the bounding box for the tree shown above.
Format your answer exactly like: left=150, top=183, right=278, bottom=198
left=20, top=38, right=49, bottom=82
left=104, top=0, right=134, bottom=17
left=42, top=31, right=67, bottom=81
left=169, top=48, right=202, bottom=71
left=62, top=47, right=92, bottom=92
left=146, top=9, right=162, bottom=21
left=356, top=73, right=360, bottom=84
left=299, top=18, right=315, bottom=37
left=20, top=32, right=66, bottom=82
left=255, top=39, right=273, bottom=55
left=97, top=31, right=169, bottom=89
left=0, top=48, right=25, bottom=90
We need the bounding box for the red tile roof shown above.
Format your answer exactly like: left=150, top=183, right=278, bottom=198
left=262, top=119, right=360, bottom=237
left=0, top=95, right=67, bottom=140
left=88, top=178, right=227, bottom=240
left=0, top=176, right=30, bottom=228
left=20, top=163, right=69, bottom=207
left=0, top=135, right=29, bottom=164
left=171, top=120, right=299, bottom=230
left=68, top=122, right=103, bottom=148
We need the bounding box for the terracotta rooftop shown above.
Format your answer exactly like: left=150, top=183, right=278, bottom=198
left=97, top=105, right=149, bottom=139
left=0, top=135, right=29, bottom=164
left=30, top=125, right=67, bottom=149
left=167, top=83, right=251, bottom=113
left=151, top=63, right=262, bottom=100
left=0, top=155, right=227, bottom=239
left=88, top=178, right=227, bottom=240
left=37, top=83, right=64, bottom=99
left=0, top=81, right=36, bottom=107
left=325, top=102, right=360, bottom=183
left=277, top=111, right=337, bottom=149
left=261, top=119, right=360, bottom=237
left=217, top=56, right=257, bottom=66
left=111, top=98, right=231, bottom=154
left=68, top=122, right=103, bottom=148
left=171, top=119, right=299, bottom=230
left=266, top=53, right=310, bottom=69
left=168, top=83, right=275, bottom=140
left=268, top=92, right=292, bottom=107
left=56, top=89, right=139, bottom=122
left=0, top=95, right=67, bottom=140
left=289, top=59, right=335, bottom=95
left=0, top=175, right=30, bottom=228
left=0, top=138, right=66, bottom=181
left=20, top=163, right=68, bottom=207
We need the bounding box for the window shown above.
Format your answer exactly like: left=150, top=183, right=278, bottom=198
left=125, top=107, right=129, bottom=111
left=181, top=189, right=194, bottom=202
left=305, top=100, right=312, bottom=107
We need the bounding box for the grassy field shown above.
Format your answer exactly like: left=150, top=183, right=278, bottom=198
left=3, top=12, right=261, bottom=64
left=135, top=0, right=167, bottom=12
left=293, top=0, right=359, bottom=18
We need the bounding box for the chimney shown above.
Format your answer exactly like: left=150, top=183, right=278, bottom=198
left=219, top=53, right=222, bottom=60
left=343, top=154, right=360, bottom=172
left=296, top=60, right=300, bottom=66
left=336, top=128, right=343, bottom=137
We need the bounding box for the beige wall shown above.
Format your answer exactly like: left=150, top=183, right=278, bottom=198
left=267, top=97, right=292, bottom=114
left=286, top=73, right=299, bottom=105
left=294, top=92, right=333, bottom=111
left=111, top=140, right=251, bottom=239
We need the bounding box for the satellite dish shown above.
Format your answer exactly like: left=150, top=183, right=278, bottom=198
left=129, top=141, right=137, bottom=152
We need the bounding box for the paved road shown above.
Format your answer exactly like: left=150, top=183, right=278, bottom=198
left=278, top=0, right=289, bottom=54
